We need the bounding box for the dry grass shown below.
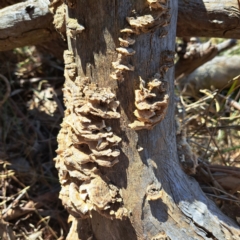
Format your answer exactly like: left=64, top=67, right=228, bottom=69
left=0, top=47, right=67, bottom=240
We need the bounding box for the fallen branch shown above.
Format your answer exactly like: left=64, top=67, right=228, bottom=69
left=178, top=0, right=240, bottom=38
left=175, top=38, right=237, bottom=79
left=0, top=0, right=58, bottom=51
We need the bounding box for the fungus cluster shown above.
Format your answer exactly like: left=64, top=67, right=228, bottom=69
left=129, top=74, right=169, bottom=130
left=66, top=18, right=85, bottom=39
left=147, top=0, right=168, bottom=10
left=128, top=49, right=174, bottom=130
left=110, top=0, right=170, bottom=82
left=110, top=35, right=136, bottom=81
left=49, top=0, right=66, bottom=39
left=54, top=50, right=127, bottom=219
left=126, top=12, right=170, bottom=34
left=126, top=0, right=170, bottom=34
left=146, top=182, right=163, bottom=201
left=110, top=0, right=172, bottom=130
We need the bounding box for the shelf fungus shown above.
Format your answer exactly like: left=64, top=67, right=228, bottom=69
left=118, top=37, right=135, bottom=47
left=126, top=11, right=170, bottom=34
left=147, top=0, right=168, bottom=10
left=63, top=50, right=77, bottom=79
left=146, top=183, right=162, bottom=201
left=66, top=18, right=85, bottom=38
left=55, top=75, right=128, bottom=219
left=49, top=0, right=66, bottom=39
left=129, top=74, right=169, bottom=130
left=160, top=50, right=175, bottom=76
left=110, top=37, right=136, bottom=81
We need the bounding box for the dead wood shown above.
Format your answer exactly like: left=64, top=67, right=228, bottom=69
left=52, top=0, right=240, bottom=239
left=177, top=56, right=240, bottom=97
left=178, top=0, right=240, bottom=38
left=175, top=38, right=237, bottom=80
left=0, top=0, right=66, bottom=55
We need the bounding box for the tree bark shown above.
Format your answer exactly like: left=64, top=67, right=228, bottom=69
left=53, top=0, right=240, bottom=239
left=177, top=0, right=240, bottom=38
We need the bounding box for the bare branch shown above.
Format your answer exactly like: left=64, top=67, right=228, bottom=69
left=175, top=38, right=237, bottom=79
left=0, top=0, right=58, bottom=51
left=178, top=0, right=240, bottom=38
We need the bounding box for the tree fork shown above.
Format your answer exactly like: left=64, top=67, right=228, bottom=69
left=53, top=0, right=240, bottom=239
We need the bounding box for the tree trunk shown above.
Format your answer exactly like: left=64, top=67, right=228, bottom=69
left=54, top=0, right=240, bottom=239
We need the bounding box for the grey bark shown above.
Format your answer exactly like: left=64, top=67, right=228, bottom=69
left=59, top=0, right=240, bottom=239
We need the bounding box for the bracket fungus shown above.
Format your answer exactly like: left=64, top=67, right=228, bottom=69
left=147, top=0, right=168, bottom=10
left=49, top=0, right=66, bottom=39
left=129, top=74, right=169, bottom=130
left=63, top=50, right=77, bottom=79
left=111, top=0, right=171, bottom=82
left=146, top=182, right=163, bottom=201
left=124, top=0, right=170, bottom=34
left=54, top=50, right=127, bottom=219
left=160, top=50, right=175, bottom=76
left=118, top=37, right=135, bottom=47
left=110, top=36, right=136, bottom=81
left=126, top=11, right=170, bottom=34
left=66, top=18, right=85, bottom=38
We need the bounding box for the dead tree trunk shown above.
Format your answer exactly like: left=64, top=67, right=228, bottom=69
left=53, top=0, right=240, bottom=239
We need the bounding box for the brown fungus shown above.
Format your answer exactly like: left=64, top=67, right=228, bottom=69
left=116, top=47, right=136, bottom=56
left=129, top=75, right=169, bottom=130
left=118, top=37, right=135, bottom=47
left=63, top=50, right=77, bottom=79
left=146, top=183, right=162, bottom=201
left=66, top=18, right=85, bottom=38
left=49, top=0, right=66, bottom=39
left=160, top=50, right=175, bottom=76
left=110, top=36, right=136, bottom=81
left=147, top=0, right=168, bottom=10
left=54, top=74, right=127, bottom=219
left=126, top=11, right=170, bottom=34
